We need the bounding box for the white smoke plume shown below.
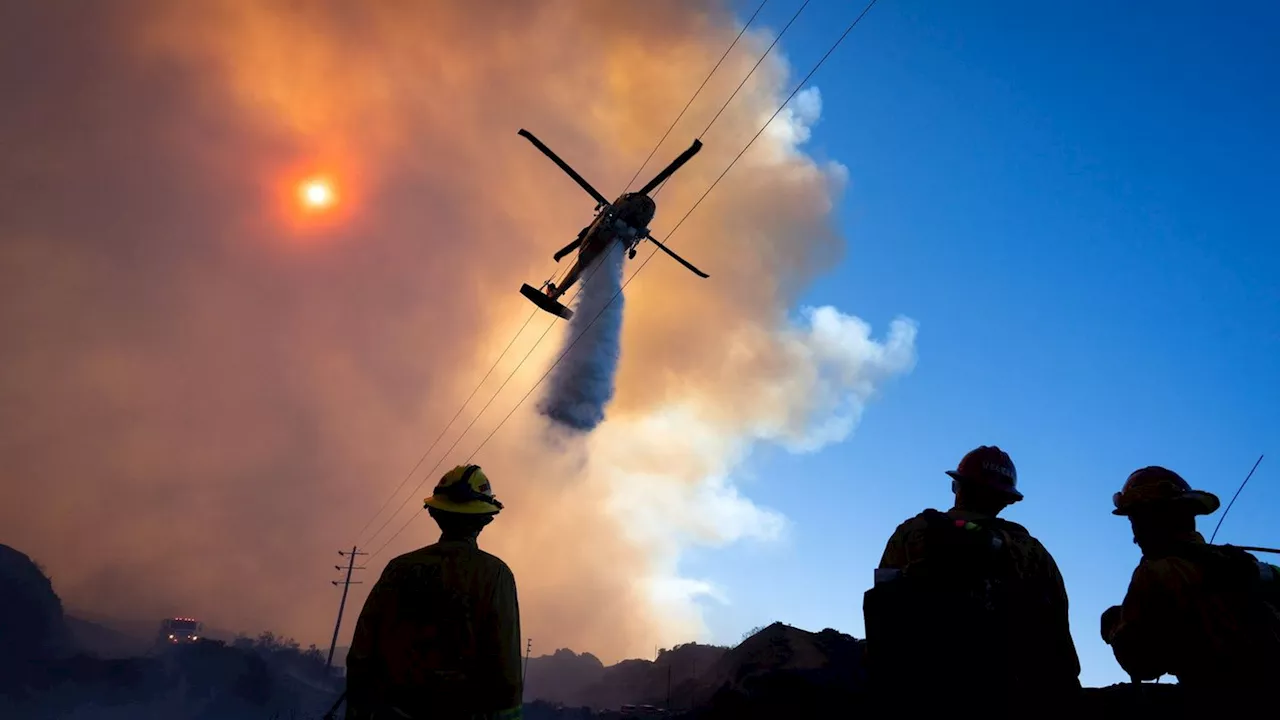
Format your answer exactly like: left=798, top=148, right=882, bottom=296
left=0, top=0, right=919, bottom=662
left=537, top=241, right=628, bottom=433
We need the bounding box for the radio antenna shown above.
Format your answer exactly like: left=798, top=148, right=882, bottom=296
left=1209, top=454, right=1264, bottom=544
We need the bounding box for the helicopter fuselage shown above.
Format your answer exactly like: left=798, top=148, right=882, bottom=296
left=517, top=128, right=705, bottom=321
left=576, top=192, right=657, bottom=266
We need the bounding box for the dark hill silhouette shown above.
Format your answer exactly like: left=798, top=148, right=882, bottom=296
left=525, top=648, right=606, bottom=705
left=0, top=543, right=342, bottom=718
left=524, top=641, right=728, bottom=711
left=688, top=622, right=865, bottom=718
left=521, top=625, right=862, bottom=715
left=0, top=544, right=72, bottom=686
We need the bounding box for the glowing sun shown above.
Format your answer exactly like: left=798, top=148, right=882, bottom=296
left=298, top=177, right=336, bottom=210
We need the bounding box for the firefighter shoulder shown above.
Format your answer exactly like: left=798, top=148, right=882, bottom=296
left=345, top=465, right=523, bottom=720
left=865, top=446, right=1081, bottom=709
left=878, top=445, right=1025, bottom=570
left=871, top=510, right=1078, bottom=675
left=1102, top=466, right=1280, bottom=688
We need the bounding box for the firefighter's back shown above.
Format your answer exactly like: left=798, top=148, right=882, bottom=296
left=1145, top=543, right=1280, bottom=687
left=866, top=508, right=1080, bottom=716
left=366, top=540, right=519, bottom=717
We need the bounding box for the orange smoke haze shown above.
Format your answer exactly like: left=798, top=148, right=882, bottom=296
left=0, top=0, right=916, bottom=662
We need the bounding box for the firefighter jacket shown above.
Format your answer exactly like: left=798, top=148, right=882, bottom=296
left=877, top=507, right=1082, bottom=694
left=345, top=538, right=523, bottom=720
left=1101, top=531, right=1280, bottom=688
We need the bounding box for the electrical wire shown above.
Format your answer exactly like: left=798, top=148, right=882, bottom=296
left=352, top=306, right=539, bottom=543
left=699, top=0, right=810, bottom=139
left=365, top=249, right=619, bottom=558
left=366, top=0, right=883, bottom=560
left=353, top=255, right=582, bottom=546
left=653, top=0, right=810, bottom=200
left=354, top=6, right=771, bottom=547
left=462, top=0, right=883, bottom=465
left=622, top=0, right=771, bottom=194
left=364, top=228, right=626, bottom=551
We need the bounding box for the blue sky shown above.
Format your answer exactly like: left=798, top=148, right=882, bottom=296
left=691, top=0, right=1280, bottom=687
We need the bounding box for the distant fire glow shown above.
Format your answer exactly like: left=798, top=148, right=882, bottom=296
left=298, top=177, right=336, bottom=211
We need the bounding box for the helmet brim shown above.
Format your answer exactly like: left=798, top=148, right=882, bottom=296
left=946, top=470, right=1023, bottom=502
left=424, top=496, right=501, bottom=515
left=1112, top=490, right=1221, bottom=517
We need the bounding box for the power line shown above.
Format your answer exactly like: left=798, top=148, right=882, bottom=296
left=462, top=0, right=883, bottom=471
left=654, top=0, right=810, bottom=207
left=366, top=249, right=619, bottom=550
left=365, top=0, right=883, bottom=559
left=360, top=5, right=778, bottom=557
left=699, top=0, right=811, bottom=139
left=352, top=308, right=539, bottom=544
left=623, top=0, right=771, bottom=194
left=351, top=232, right=592, bottom=545
left=353, top=8, right=770, bottom=546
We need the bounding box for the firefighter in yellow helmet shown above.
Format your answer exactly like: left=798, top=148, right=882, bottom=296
left=346, top=465, right=522, bottom=720
left=1101, top=466, right=1280, bottom=704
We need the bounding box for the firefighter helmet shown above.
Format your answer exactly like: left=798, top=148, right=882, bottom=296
left=946, top=445, right=1023, bottom=502
left=1112, top=466, right=1219, bottom=516
left=424, top=465, right=504, bottom=515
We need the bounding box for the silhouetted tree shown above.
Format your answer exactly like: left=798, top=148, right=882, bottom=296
left=740, top=625, right=768, bottom=644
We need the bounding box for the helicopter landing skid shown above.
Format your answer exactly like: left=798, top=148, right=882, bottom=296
left=520, top=283, right=573, bottom=320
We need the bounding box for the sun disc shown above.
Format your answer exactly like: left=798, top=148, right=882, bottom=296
left=298, top=177, right=336, bottom=210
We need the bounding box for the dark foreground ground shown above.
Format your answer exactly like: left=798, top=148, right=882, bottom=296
left=0, top=543, right=1234, bottom=720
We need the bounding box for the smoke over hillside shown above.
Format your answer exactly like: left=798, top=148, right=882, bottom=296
left=0, top=0, right=916, bottom=662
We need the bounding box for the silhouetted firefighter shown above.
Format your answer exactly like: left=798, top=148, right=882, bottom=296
left=345, top=465, right=523, bottom=720
left=1101, top=466, right=1280, bottom=714
left=863, top=446, right=1081, bottom=717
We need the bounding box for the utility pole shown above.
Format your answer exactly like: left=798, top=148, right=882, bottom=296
left=325, top=547, right=367, bottom=676
left=522, top=638, right=532, bottom=699
left=665, top=663, right=672, bottom=710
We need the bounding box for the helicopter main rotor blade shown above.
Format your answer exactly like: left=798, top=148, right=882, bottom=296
left=645, top=233, right=709, bottom=278
left=518, top=129, right=609, bottom=207
left=635, top=138, right=703, bottom=197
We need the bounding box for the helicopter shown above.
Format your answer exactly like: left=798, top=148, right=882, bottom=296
left=516, top=128, right=709, bottom=320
